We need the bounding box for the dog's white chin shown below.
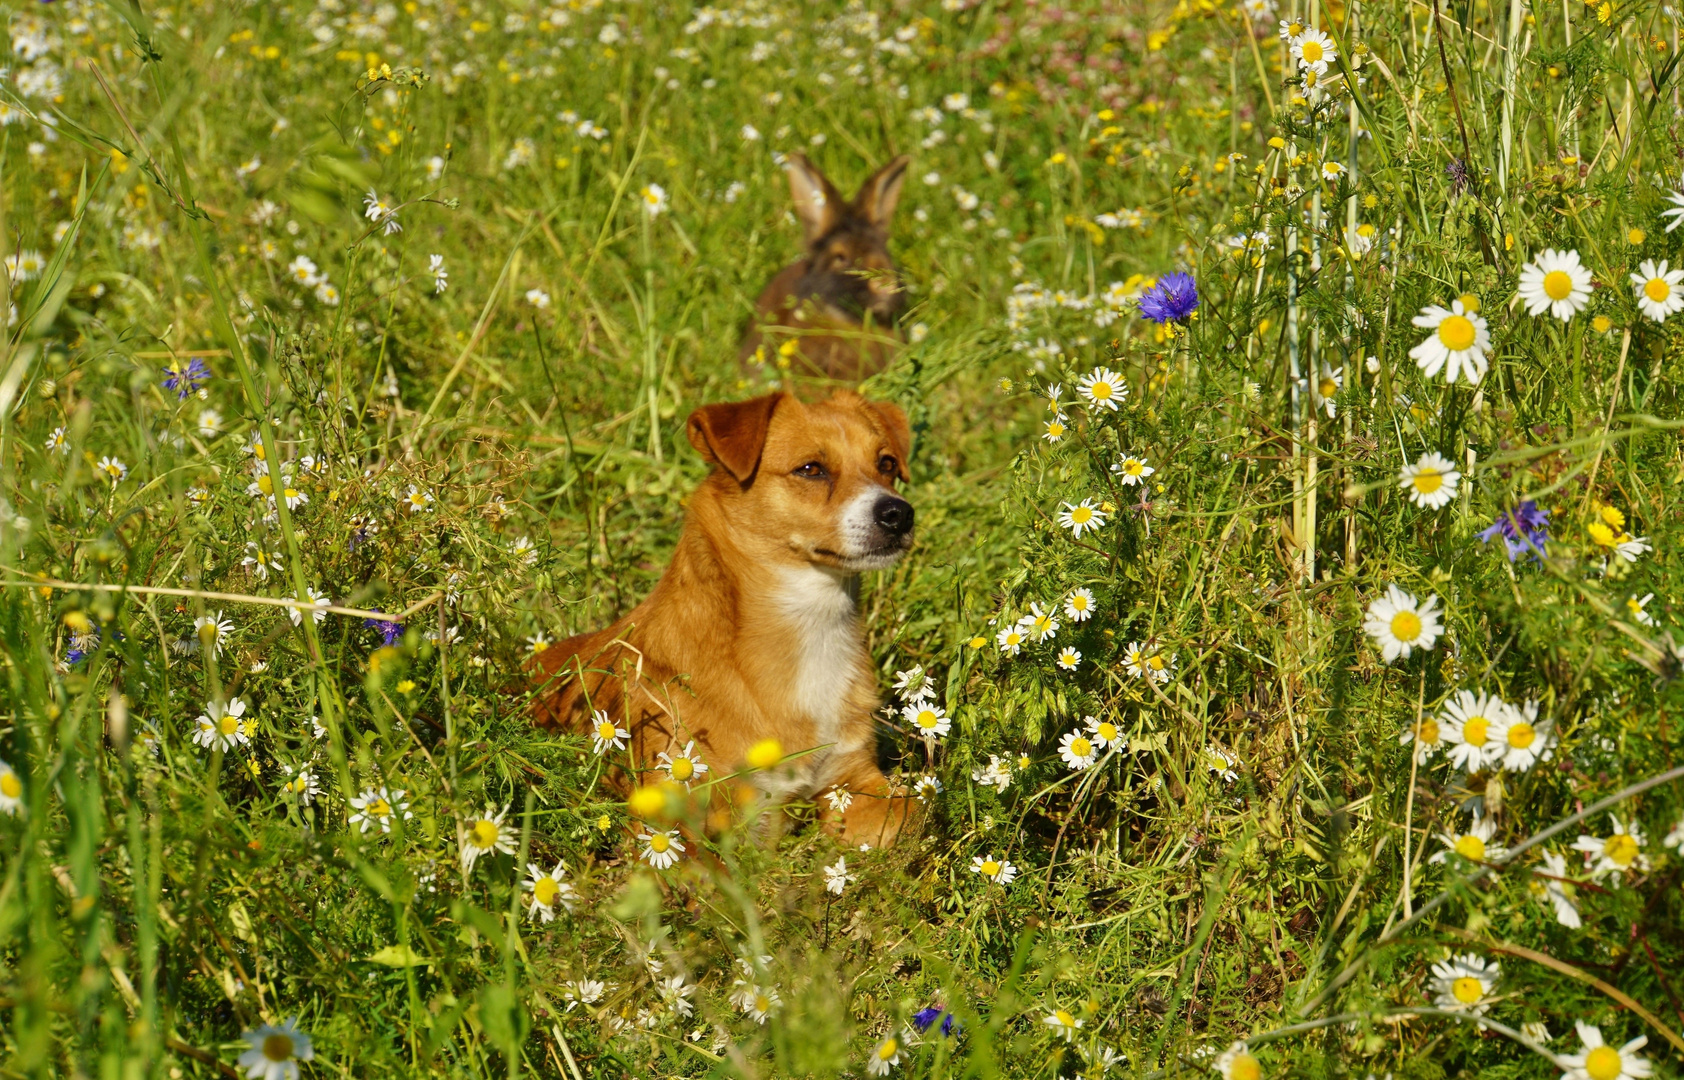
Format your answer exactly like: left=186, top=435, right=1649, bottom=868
left=835, top=547, right=908, bottom=573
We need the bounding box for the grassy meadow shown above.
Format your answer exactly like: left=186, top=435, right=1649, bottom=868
left=5, top=0, right=1684, bottom=1076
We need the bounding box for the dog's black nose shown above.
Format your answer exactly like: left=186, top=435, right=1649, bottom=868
left=874, top=495, right=914, bottom=536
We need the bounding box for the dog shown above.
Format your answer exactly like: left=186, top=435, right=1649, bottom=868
left=533, top=390, right=919, bottom=846
left=738, top=153, right=911, bottom=384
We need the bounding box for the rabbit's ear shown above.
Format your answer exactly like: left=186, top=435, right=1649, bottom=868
left=855, top=155, right=911, bottom=230
left=785, top=154, right=844, bottom=243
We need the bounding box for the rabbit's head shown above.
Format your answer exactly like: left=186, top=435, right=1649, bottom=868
left=783, top=153, right=910, bottom=327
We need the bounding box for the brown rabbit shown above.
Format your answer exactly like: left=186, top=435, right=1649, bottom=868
left=738, top=153, right=911, bottom=384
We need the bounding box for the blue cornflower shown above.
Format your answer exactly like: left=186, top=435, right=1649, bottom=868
left=64, top=649, right=86, bottom=667
left=911, top=1006, right=959, bottom=1036
left=1137, top=272, right=1199, bottom=323
left=1478, top=501, right=1550, bottom=561
left=162, top=357, right=211, bottom=399
left=364, top=613, right=403, bottom=645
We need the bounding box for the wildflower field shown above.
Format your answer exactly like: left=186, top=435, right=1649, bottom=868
left=7, top=0, right=1684, bottom=1076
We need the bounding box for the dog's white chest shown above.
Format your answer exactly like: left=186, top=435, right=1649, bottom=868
left=771, top=567, right=863, bottom=744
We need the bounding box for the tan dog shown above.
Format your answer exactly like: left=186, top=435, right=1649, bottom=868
left=738, top=154, right=911, bottom=384
left=534, top=391, right=919, bottom=845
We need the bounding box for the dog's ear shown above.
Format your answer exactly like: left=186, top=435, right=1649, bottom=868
left=687, top=393, right=785, bottom=483
left=855, top=155, right=910, bottom=232
left=864, top=398, right=912, bottom=482
left=785, top=154, right=844, bottom=244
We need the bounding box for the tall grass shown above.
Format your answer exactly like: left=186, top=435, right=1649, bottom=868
left=0, top=0, right=1682, bottom=1077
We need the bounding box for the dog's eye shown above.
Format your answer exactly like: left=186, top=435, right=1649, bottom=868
left=793, top=461, right=829, bottom=480
left=830, top=253, right=850, bottom=270
left=877, top=455, right=898, bottom=477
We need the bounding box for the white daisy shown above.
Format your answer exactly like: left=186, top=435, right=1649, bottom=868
left=640, top=828, right=685, bottom=869
left=1063, top=587, right=1095, bottom=622
left=193, top=698, right=249, bottom=752
left=1058, top=729, right=1099, bottom=770
left=459, top=804, right=516, bottom=872
left=1398, top=452, right=1462, bottom=509
left=1111, top=453, right=1155, bottom=486
left=590, top=710, right=630, bottom=754
left=1614, top=534, right=1652, bottom=563
left=1362, top=585, right=1443, bottom=662
left=1408, top=300, right=1491, bottom=385
left=193, top=611, right=235, bottom=655
left=867, top=1033, right=905, bottom=1075
left=96, top=456, right=128, bottom=483
left=525, top=859, right=579, bottom=916
left=1055, top=647, right=1081, bottom=671
left=1290, top=26, right=1337, bottom=72
left=1662, top=182, right=1684, bottom=232
left=403, top=485, right=435, bottom=513
left=1043, top=416, right=1068, bottom=442
left=1572, top=816, right=1650, bottom=880
left=1429, top=953, right=1499, bottom=1014
left=996, top=625, right=1026, bottom=656
left=1664, top=814, right=1684, bottom=851
left=1018, top=602, right=1061, bottom=642
left=741, top=984, right=782, bottom=1023
left=971, top=853, right=1018, bottom=884
left=1084, top=715, right=1124, bottom=749
left=1627, top=592, right=1657, bottom=627
left=656, top=741, right=708, bottom=785
left=1123, top=641, right=1175, bottom=684
left=1315, top=364, right=1342, bottom=418
left=1532, top=849, right=1582, bottom=929
left=1631, top=259, right=1684, bottom=322
left=1399, top=714, right=1443, bottom=762
left=1213, top=1041, right=1263, bottom=1080
left=1517, top=248, right=1593, bottom=321
left=44, top=427, right=68, bottom=454
left=1490, top=699, right=1551, bottom=771
left=0, top=758, right=24, bottom=815
left=277, top=764, right=321, bottom=806
left=348, top=786, right=412, bottom=834
left=825, top=786, right=855, bottom=812
left=1076, top=366, right=1128, bottom=411
left=1430, top=813, right=1506, bottom=865
left=1437, top=690, right=1505, bottom=771
left=1557, top=1021, right=1653, bottom=1080
left=1042, top=1007, right=1084, bottom=1041
left=1057, top=498, right=1108, bottom=538
left=639, top=183, right=668, bottom=217
left=904, top=701, right=952, bottom=738
left=237, top=1017, right=313, bottom=1080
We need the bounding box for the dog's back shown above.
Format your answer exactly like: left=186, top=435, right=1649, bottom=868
left=739, top=154, right=911, bottom=384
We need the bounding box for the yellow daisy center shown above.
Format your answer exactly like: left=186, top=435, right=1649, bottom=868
left=1454, top=834, right=1486, bottom=861
left=1147, top=655, right=1166, bottom=671
left=533, top=876, right=560, bottom=906
left=755, top=993, right=772, bottom=1012
left=1048, top=421, right=1065, bottom=436
left=1458, top=293, right=1481, bottom=313
left=1452, top=976, right=1484, bottom=1004
left=1089, top=381, right=1113, bottom=400
left=1096, top=722, right=1118, bottom=742
left=262, top=1034, right=294, bottom=1062
left=1300, top=39, right=1323, bottom=62
left=596, top=721, right=617, bottom=741
left=1628, top=597, right=1644, bottom=616
left=1319, top=377, right=1337, bottom=397
left=1033, top=616, right=1052, bottom=632
left=916, top=710, right=939, bottom=729
left=1604, top=833, right=1639, bottom=867
left=1068, top=737, right=1093, bottom=759
left=1124, top=461, right=1143, bottom=475
left=649, top=833, right=670, bottom=853
left=471, top=820, right=499, bottom=848
left=1411, top=469, right=1443, bottom=494
left=877, top=1038, right=898, bottom=1060
left=1416, top=718, right=1440, bottom=744
left=256, top=474, right=274, bottom=495
left=1463, top=716, right=1489, bottom=746
left=1054, top=1009, right=1075, bottom=1028
left=370, top=798, right=391, bottom=818
left=1585, top=1045, right=1624, bottom=1080
left=1230, top=1054, right=1262, bottom=1080
left=409, top=493, right=427, bottom=507
left=1071, top=506, right=1093, bottom=524
left=0, top=772, right=20, bottom=798
left=219, top=715, right=239, bottom=736
left=1542, top=269, right=1574, bottom=301
left=1006, top=632, right=1021, bottom=645
left=1437, top=314, right=1476, bottom=351
left=668, top=757, right=694, bottom=782
left=981, top=860, right=1001, bottom=876
left=1389, top=610, right=1422, bottom=642
left=1645, top=277, right=1671, bottom=303
left=1506, top=722, right=1535, bottom=749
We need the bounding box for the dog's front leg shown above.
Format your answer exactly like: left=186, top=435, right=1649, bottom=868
left=819, top=749, right=920, bottom=847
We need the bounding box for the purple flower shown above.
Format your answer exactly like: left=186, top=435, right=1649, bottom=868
left=162, top=357, right=210, bottom=400
left=911, top=1006, right=958, bottom=1036
left=1478, top=501, right=1550, bottom=561
left=1137, top=272, right=1199, bottom=323
left=364, top=613, right=403, bottom=645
